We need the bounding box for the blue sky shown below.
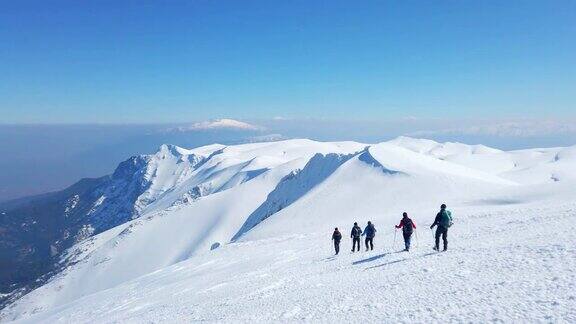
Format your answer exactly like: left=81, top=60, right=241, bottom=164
left=1, top=0, right=575, bottom=123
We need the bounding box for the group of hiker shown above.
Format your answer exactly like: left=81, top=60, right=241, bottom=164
left=331, top=204, right=453, bottom=255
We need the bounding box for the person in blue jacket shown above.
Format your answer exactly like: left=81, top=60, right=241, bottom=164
left=362, top=221, right=376, bottom=251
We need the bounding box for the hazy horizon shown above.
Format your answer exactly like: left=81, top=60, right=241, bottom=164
left=2, top=117, right=576, bottom=202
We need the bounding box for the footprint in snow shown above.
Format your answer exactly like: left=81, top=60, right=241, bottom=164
left=282, top=305, right=301, bottom=318
left=201, top=282, right=228, bottom=293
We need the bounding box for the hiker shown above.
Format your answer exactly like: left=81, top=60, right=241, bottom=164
left=350, top=222, right=362, bottom=252
left=332, top=227, right=342, bottom=255
left=430, top=204, right=453, bottom=251
left=362, top=221, right=376, bottom=251
left=395, top=212, right=416, bottom=251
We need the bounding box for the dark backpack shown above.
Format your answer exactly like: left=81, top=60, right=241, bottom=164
left=439, top=210, right=453, bottom=228
left=365, top=224, right=375, bottom=238
left=403, top=218, right=414, bottom=234
left=351, top=226, right=361, bottom=237
left=333, top=231, right=342, bottom=241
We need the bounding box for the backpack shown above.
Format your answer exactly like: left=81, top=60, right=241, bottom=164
left=333, top=231, right=342, bottom=241
left=365, top=224, right=376, bottom=238
left=403, top=218, right=414, bottom=234
left=439, top=210, right=453, bottom=228
left=352, top=226, right=361, bottom=237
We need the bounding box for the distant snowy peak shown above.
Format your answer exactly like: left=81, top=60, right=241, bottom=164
left=170, top=119, right=264, bottom=132
left=190, top=119, right=262, bottom=131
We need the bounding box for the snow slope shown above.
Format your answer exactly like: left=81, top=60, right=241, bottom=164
left=2, top=137, right=575, bottom=323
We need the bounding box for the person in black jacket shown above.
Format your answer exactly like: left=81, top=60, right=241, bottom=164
left=350, top=222, right=362, bottom=252
left=430, top=204, right=452, bottom=251
left=332, top=227, right=342, bottom=255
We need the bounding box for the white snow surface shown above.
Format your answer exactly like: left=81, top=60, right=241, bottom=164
left=2, top=137, right=575, bottom=323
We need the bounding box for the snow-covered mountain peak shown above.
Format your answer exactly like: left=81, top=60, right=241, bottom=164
left=168, top=119, right=265, bottom=132
left=156, top=143, right=192, bottom=157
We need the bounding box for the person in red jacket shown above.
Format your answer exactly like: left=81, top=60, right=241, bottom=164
left=395, top=212, right=416, bottom=251
left=332, top=227, right=342, bottom=255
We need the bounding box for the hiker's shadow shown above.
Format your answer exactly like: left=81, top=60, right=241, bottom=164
left=365, top=258, right=406, bottom=269
left=352, top=253, right=389, bottom=265
left=365, top=252, right=437, bottom=270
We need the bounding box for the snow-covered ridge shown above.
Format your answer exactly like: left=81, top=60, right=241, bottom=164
left=1, top=137, right=575, bottom=322
left=390, top=136, right=502, bottom=157
left=232, top=151, right=362, bottom=241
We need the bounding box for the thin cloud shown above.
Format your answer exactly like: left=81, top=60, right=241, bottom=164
left=409, top=119, right=576, bottom=138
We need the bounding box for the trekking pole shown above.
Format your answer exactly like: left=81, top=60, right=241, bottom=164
left=393, top=229, right=397, bottom=251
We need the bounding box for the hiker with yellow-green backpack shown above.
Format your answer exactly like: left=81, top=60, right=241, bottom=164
left=430, top=204, right=453, bottom=251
